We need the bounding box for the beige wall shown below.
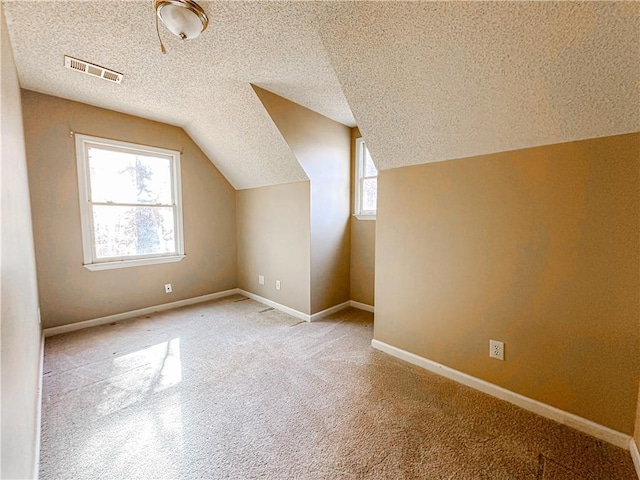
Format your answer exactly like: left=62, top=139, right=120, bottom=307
left=350, top=127, right=375, bottom=306
left=636, top=383, right=640, bottom=453
left=375, top=133, right=640, bottom=434
left=253, top=86, right=351, bottom=314
left=1, top=7, right=43, bottom=478
left=22, top=91, right=237, bottom=328
left=236, top=182, right=311, bottom=314
left=635, top=148, right=640, bottom=451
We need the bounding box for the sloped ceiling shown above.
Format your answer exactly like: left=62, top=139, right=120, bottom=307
left=3, top=1, right=639, bottom=186
left=2, top=0, right=353, bottom=189
left=313, top=1, right=639, bottom=170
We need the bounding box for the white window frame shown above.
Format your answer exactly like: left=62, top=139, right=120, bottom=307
left=75, top=134, right=185, bottom=271
left=354, top=137, right=377, bottom=220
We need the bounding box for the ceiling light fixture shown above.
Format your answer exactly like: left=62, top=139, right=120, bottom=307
left=154, top=0, right=209, bottom=54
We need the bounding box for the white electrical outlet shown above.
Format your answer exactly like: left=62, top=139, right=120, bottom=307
left=165, top=283, right=172, bottom=293
left=258, top=275, right=265, bottom=285
left=489, top=340, right=504, bottom=360
left=275, top=280, right=281, bottom=290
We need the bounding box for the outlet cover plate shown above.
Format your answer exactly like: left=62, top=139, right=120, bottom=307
left=489, top=340, right=504, bottom=360
left=258, top=275, right=265, bottom=285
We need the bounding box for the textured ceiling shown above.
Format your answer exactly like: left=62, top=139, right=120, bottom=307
left=2, top=0, right=354, bottom=189
left=314, top=1, right=640, bottom=170
left=3, top=1, right=639, bottom=186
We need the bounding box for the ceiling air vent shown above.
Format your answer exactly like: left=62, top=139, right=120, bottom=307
left=64, top=56, right=123, bottom=84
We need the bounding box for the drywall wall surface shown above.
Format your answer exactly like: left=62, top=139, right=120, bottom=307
left=253, top=86, right=350, bottom=314
left=236, top=181, right=311, bottom=315
left=21, top=91, right=237, bottom=328
left=374, top=133, right=640, bottom=434
left=350, top=218, right=375, bottom=307
left=350, top=127, right=375, bottom=306
left=1, top=7, right=43, bottom=478
left=635, top=382, right=640, bottom=452
left=635, top=154, right=640, bottom=452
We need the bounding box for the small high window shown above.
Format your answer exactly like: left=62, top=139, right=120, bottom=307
left=354, top=137, right=377, bottom=219
left=75, top=134, right=185, bottom=270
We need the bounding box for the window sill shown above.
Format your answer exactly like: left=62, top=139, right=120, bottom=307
left=84, top=254, right=186, bottom=271
left=353, top=214, right=376, bottom=221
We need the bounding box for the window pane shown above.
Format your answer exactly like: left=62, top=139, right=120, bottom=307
left=362, top=178, right=377, bottom=212
left=88, top=147, right=172, bottom=205
left=92, top=205, right=175, bottom=259
left=363, top=146, right=377, bottom=177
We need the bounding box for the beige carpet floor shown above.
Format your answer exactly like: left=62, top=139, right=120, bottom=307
left=40, top=295, right=635, bottom=479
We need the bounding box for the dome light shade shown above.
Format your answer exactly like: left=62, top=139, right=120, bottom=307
left=156, top=0, right=208, bottom=40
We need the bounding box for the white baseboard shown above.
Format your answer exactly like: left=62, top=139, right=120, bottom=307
left=630, top=438, right=640, bottom=479
left=43, top=289, right=364, bottom=337
left=310, top=301, right=352, bottom=322
left=238, top=289, right=310, bottom=321
left=43, top=289, right=240, bottom=337
left=350, top=300, right=374, bottom=313
left=237, top=291, right=357, bottom=323
left=371, top=339, right=631, bottom=450
left=33, top=333, right=44, bottom=479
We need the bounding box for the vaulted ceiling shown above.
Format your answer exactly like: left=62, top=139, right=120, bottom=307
left=4, top=1, right=639, bottom=189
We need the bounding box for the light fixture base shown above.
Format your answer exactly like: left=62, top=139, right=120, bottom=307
left=156, top=0, right=209, bottom=41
